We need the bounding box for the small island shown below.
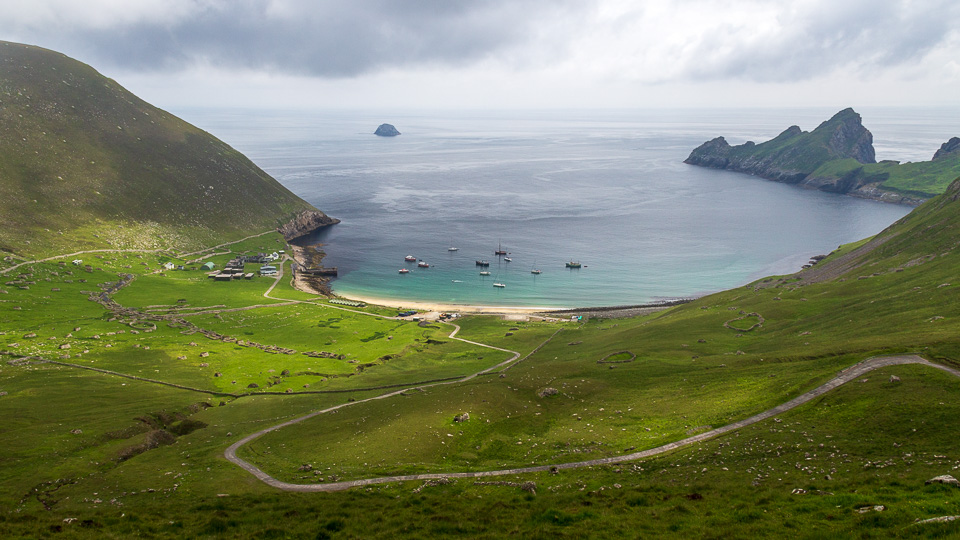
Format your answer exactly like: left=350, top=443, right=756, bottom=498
left=374, top=123, right=401, bottom=137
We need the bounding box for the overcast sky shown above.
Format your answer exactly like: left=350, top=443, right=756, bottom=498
left=1, top=0, right=958, bottom=110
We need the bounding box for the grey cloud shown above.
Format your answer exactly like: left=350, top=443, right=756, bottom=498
left=681, top=0, right=959, bottom=83
left=28, top=0, right=593, bottom=77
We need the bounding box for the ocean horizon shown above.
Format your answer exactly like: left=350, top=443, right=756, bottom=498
left=179, top=107, right=960, bottom=308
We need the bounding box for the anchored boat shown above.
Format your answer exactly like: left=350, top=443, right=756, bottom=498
left=418, top=261, right=430, bottom=268
left=398, top=268, right=409, bottom=274
left=566, top=261, right=582, bottom=268
left=404, top=255, right=417, bottom=262
left=476, top=260, right=490, bottom=266
left=493, top=282, right=506, bottom=288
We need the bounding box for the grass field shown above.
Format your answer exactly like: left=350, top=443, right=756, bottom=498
left=3, top=199, right=960, bottom=539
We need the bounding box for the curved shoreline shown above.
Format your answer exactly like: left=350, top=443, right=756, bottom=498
left=224, top=353, right=960, bottom=493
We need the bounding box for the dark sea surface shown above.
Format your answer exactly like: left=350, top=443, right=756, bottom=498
left=178, top=107, right=960, bottom=308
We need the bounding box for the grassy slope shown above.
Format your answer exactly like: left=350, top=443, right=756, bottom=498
left=2, top=181, right=960, bottom=536
left=0, top=41, right=320, bottom=258
left=812, top=156, right=960, bottom=199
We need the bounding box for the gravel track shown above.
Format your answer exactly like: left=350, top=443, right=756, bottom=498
left=224, top=354, right=959, bottom=492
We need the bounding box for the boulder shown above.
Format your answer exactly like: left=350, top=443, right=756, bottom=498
left=889, top=375, right=901, bottom=383
left=926, top=475, right=959, bottom=486
left=537, top=387, right=559, bottom=398
left=454, top=413, right=470, bottom=423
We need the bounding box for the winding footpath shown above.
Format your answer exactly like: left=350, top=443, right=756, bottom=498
left=225, top=354, right=960, bottom=492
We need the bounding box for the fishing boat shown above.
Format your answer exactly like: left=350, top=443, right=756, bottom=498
left=476, top=260, right=490, bottom=266
left=448, top=246, right=459, bottom=251
left=398, top=268, right=410, bottom=274
left=479, top=271, right=491, bottom=276
left=531, top=269, right=542, bottom=274
left=493, top=282, right=506, bottom=288
left=404, top=255, right=417, bottom=262
left=504, top=257, right=512, bottom=262
left=566, top=261, right=582, bottom=268
left=494, top=241, right=507, bottom=256
left=418, top=261, right=430, bottom=268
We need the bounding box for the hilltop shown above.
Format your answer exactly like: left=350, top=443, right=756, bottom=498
left=685, top=108, right=960, bottom=204
left=0, top=41, right=335, bottom=257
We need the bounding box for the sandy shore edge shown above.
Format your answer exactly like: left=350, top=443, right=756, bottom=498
left=333, top=292, right=562, bottom=315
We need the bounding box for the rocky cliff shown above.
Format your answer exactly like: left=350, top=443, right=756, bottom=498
left=685, top=108, right=875, bottom=186
left=684, top=109, right=960, bottom=204
left=933, top=137, right=960, bottom=161
left=277, top=210, right=340, bottom=242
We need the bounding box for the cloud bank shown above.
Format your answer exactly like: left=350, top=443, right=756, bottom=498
left=1, top=0, right=957, bottom=107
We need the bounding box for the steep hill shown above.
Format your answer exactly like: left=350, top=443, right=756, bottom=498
left=0, top=41, right=334, bottom=256
left=685, top=108, right=960, bottom=204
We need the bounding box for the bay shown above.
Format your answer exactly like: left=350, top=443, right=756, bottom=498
left=177, top=107, right=960, bottom=308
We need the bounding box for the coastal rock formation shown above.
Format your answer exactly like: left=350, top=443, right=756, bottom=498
left=686, top=109, right=960, bottom=204
left=374, top=123, right=401, bottom=137
left=933, top=137, right=960, bottom=160
left=277, top=210, right=340, bottom=242
left=685, top=108, right=875, bottom=187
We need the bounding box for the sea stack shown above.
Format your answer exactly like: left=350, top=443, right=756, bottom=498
left=374, top=123, right=401, bottom=137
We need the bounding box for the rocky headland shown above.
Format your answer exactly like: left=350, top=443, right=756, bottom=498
left=277, top=210, right=340, bottom=242
left=685, top=108, right=960, bottom=205
left=374, top=123, right=401, bottom=137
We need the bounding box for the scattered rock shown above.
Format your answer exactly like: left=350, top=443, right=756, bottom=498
left=926, top=475, right=959, bottom=486
left=59, top=343, right=71, bottom=350
left=889, top=375, right=901, bottom=383
left=281, top=369, right=290, bottom=377
left=857, top=505, right=885, bottom=514
left=247, top=383, right=259, bottom=389
left=537, top=387, right=559, bottom=398
left=70, top=429, right=83, bottom=435
left=200, top=352, right=209, bottom=358
left=299, top=464, right=313, bottom=472
left=453, top=413, right=470, bottom=423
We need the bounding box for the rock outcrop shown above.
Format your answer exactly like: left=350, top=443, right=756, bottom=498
left=686, top=110, right=960, bottom=205
left=685, top=108, right=875, bottom=189
left=277, top=210, right=340, bottom=242
left=374, top=123, right=401, bottom=137
left=933, top=137, right=960, bottom=161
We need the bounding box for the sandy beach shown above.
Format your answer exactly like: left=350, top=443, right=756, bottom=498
left=335, top=292, right=562, bottom=315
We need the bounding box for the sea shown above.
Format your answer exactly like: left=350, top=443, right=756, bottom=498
left=177, top=107, right=960, bottom=308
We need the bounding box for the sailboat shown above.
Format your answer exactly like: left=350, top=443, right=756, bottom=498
left=494, top=240, right=507, bottom=256
left=493, top=282, right=506, bottom=288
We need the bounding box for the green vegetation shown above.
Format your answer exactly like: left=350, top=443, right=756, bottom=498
left=3, top=178, right=960, bottom=536
left=2, top=42, right=959, bottom=537
left=0, top=41, right=323, bottom=258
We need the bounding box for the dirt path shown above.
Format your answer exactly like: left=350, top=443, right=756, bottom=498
left=0, top=248, right=164, bottom=275
left=1, top=229, right=278, bottom=276
left=224, top=354, right=960, bottom=492
left=179, top=230, right=276, bottom=258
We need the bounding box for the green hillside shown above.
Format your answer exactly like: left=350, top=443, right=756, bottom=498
left=2, top=175, right=960, bottom=536
left=0, top=41, right=322, bottom=257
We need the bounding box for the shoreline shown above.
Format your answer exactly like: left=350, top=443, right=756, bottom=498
left=333, top=291, right=562, bottom=315
left=288, top=240, right=690, bottom=317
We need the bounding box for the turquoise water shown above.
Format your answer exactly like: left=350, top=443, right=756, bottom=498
left=180, top=108, right=959, bottom=307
